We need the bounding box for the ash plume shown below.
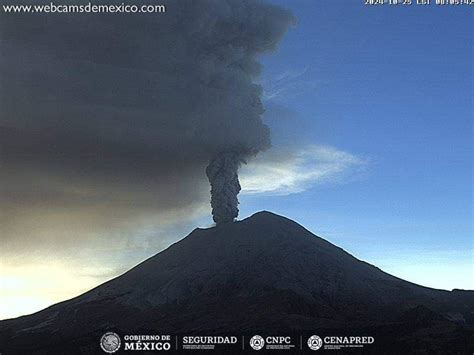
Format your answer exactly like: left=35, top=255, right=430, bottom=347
left=0, top=0, right=295, bottom=250
left=206, top=152, right=245, bottom=224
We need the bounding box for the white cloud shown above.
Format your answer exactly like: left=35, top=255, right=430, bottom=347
left=262, top=67, right=310, bottom=100
left=240, top=145, right=368, bottom=195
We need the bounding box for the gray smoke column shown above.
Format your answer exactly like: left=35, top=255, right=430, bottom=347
left=206, top=152, right=245, bottom=224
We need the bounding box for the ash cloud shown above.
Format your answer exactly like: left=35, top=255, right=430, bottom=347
left=206, top=151, right=245, bottom=224
left=0, top=0, right=294, bottom=250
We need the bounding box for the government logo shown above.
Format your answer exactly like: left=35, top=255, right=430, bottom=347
left=100, top=332, right=121, bottom=353
left=307, top=335, right=323, bottom=351
left=249, top=335, right=265, bottom=350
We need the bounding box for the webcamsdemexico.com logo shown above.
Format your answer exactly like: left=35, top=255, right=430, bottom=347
left=2, top=2, right=166, bottom=14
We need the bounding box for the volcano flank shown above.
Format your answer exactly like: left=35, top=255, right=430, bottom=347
left=1, top=211, right=473, bottom=353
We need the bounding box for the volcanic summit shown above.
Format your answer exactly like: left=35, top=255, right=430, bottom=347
left=0, top=211, right=473, bottom=353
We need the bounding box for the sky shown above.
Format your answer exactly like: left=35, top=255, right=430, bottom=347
left=0, top=0, right=472, bottom=319
left=241, top=0, right=473, bottom=291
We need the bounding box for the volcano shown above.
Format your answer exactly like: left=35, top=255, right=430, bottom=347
left=1, top=211, right=473, bottom=353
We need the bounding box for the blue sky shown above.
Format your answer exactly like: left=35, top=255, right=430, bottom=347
left=239, top=0, right=473, bottom=290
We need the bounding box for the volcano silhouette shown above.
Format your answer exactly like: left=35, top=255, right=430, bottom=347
left=1, top=211, right=473, bottom=353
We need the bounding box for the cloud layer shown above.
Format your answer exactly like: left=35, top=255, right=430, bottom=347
left=240, top=145, right=368, bottom=195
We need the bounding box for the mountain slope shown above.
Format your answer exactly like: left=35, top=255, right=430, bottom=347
left=1, top=211, right=473, bottom=353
